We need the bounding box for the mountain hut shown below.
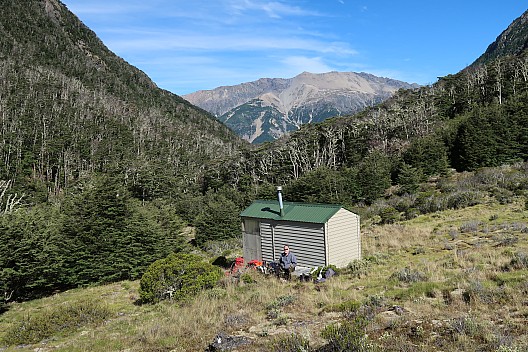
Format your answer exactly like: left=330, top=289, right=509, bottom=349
left=240, top=187, right=361, bottom=268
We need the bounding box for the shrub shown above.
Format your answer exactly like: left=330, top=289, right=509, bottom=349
left=266, top=295, right=296, bottom=320
left=320, top=316, right=374, bottom=351
left=347, top=259, right=371, bottom=278
left=464, top=281, right=509, bottom=304
left=390, top=267, right=428, bottom=283
left=489, top=187, right=515, bottom=204
left=505, top=252, right=528, bottom=270
left=416, top=192, right=448, bottom=213
left=379, top=206, right=400, bottom=224
left=267, top=295, right=296, bottom=311
left=139, top=253, right=222, bottom=303
left=3, top=299, right=110, bottom=345
left=270, top=333, right=311, bottom=352
left=459, top=220, right=482, bottom=233
left=446, top=190, right=484, bottom=209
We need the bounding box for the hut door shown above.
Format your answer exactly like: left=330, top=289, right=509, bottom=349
left=243, top=220, right=261, bottom=261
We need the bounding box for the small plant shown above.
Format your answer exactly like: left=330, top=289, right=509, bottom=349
left=274, top=315, right=289, bottom=326
left=320, top=316, right=374, bottom=352
left=464, top=281, right=508, bottom=304
left=390, top=267, right=428, bottom=283
left=495, top=345, right=524, bottom=352
left=267, top=308, right=281, bottom=320
left=379, top=206, right=400, bottom=224
left=205, top=287, right=228, bottom=299
left=504, top=251, right=528, bottom=270
left=266, top=295, right=296, bottom=320
left=411, top=246, right=426, bottom=255
left=240, top=273, right=256, bottom=284
left=493, top=233, right=518, bottom=247
left=267, top=295, right=296, bottom=310
left=448, top=228, right=460, bottom=240
left=270, top=333, right=311, bottom=352
left=450, top=316, right=485, bottom=338
left=459, top=220, right=482, bottom=233
left=393, top=282, right=440, bottom=301
left=347, top=259, right=371, bottom=278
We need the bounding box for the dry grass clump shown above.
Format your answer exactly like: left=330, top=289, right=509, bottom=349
left=2, top=299, right=111, bottom=346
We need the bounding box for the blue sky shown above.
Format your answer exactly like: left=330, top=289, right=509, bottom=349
left=61, top=1, right=527, bottom=95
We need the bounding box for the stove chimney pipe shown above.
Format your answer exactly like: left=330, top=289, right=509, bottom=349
left=277, top=186, right=284, bottom=217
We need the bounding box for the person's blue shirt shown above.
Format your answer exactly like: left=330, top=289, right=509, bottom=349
left=279, top=247, right=297, bottom=269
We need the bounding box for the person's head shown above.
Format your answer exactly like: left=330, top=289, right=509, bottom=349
left=283, top=245, right=290, bottom=253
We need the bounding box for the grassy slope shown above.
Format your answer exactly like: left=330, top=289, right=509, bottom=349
left=1, top=199, right=527, bottom=351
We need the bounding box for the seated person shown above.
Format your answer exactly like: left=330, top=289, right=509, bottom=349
left=278, top=245, right=297, bottom=280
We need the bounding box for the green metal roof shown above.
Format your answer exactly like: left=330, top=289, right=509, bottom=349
left=240, top=200, right=342, bottom=224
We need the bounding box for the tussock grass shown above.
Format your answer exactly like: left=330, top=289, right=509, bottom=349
left=1, top=198, right=527, bottom=351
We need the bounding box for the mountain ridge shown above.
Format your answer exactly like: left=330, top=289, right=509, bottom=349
left=472, top=9, right=528, bottom=66
left=184, top=71, right=418, bottom=143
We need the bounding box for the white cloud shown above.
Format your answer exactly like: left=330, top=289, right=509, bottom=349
left=280, top=56, right=335, bottom=74
left=105, top=31, right=355, bottom=56
left=64, top=2, right=147, bottom=15
left=227, top=0, right=320, bottom=19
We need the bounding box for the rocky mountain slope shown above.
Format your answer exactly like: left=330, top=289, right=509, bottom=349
left=184, top=71, right=418, bottom=143
left=473, top=9, right=528, bottom=66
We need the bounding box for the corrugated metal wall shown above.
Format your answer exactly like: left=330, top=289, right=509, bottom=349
left=327, top=208, right=361, bottom=267
left=260, top=220, right=326, bottom=267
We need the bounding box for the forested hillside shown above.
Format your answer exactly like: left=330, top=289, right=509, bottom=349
left=0, top=0, right=245, bottom=199
left=0, top=0, right=246, bottom=303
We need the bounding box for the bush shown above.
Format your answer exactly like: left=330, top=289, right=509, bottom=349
left=270, top=333, right=311, bottom=352
left=320, top=316, right=374, bottom=351
left=139, top=253, right=222, bottom=303
left=446, top=190, right=484, bottom=209
left=267, top=295, right=296, bottom=311
left=459, top=220, right=483, bottom=233
left=347, top=259, right=371, bottom=278
left=379, top=206, right=400, bottom=224
left=505, top=252, right=528, bottom=270
left=390, top=267, right=428, bottom=283
left=266, top=295, right=296, bottom=321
